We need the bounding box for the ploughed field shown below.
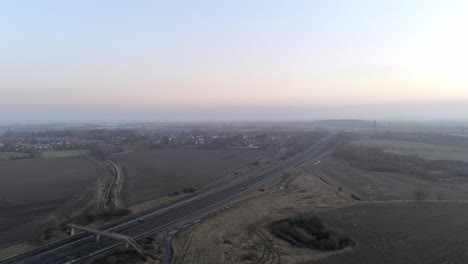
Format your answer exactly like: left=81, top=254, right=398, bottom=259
left=314, top=202, right=468, bottom=264
left=0, top=157, right=102, bottom=237
left=112, top=149, right=266, bottom=206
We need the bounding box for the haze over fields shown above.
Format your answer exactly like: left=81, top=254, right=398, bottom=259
left=4, top=1, right=468, bottom=264
left=1, top=0, right=468, bottom=123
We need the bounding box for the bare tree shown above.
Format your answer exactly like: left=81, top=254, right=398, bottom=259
left=436, top=193, right=445, bottom=201
left=412, top=187, right=428, bottom=200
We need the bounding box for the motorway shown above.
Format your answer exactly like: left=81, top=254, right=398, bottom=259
left=0, top=135, right=332, bottom=264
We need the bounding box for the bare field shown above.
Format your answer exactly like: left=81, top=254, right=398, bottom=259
left=352, top=138, right=468, bottom=162
left=0, top=157, right=102, bottom=239
left=171, top=163, right=353, bottom=264
left=112, top=149, right=269, bottom=206
left=314, top=202, right=468, bottom=264
left=169, top=157, right=468, bottom=264
left=39, top=149, right=90, bottom=159
left=315, top=158, right=468, bottom=201
left=0, top=152, right=31, bottom=160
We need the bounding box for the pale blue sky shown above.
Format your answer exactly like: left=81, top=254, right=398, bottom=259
left=1, top=0, right=467, bottom=123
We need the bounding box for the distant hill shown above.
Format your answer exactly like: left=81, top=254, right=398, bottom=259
left=312, top=119, right=373, bottom=129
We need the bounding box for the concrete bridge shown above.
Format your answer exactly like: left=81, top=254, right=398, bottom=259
left=68, top=223, right=146, bottom=256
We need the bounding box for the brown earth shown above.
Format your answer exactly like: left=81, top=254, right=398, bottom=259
left=112, top=149, right=271, bottom=206
left=352, top=137, right=468, bottom=162
left=316, top=158, right=468, bottom=201
left=169, top=155, right=468, bottom=264
left=170, top=161, right=354, bottom=264
left=0, top=157, right=104, bottom=237
left=314, top=202, right=468, bottom=264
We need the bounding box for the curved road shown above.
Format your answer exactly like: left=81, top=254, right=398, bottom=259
left=106, top=160, right=124, bottom=209
left=0, top=135, right=331, bottom=264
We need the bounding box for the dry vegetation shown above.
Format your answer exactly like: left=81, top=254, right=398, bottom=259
left=269, top=215, right=355, bottom=251
left=92, top=131, right=468, bottom=264
left=170, top=163, right=353, bottom=264
left=168, top=138, right=468, bottom=264
left=315, top=158, right=468, bottom=201
left=352, top=137, right=468, bottom=162
left=333, top=142, right=468, bottom=181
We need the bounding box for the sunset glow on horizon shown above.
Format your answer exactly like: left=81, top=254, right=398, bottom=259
left=1, top=0, right=467, bottom=123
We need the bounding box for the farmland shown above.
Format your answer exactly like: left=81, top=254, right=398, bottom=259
left=38, top=149, right=90, bottom=159
left=314, top=158, right=468, bottom=201
left=0, top=152, right=31, bottom=160
left=352, top=137, right=468, bottom=162
left=112, top=149, right=269, bottom=206
left=0, top=149, right=90, bottom=161
left=0, top=157, right=103, bottom=243
left=169, top=163, right=353, bottom=264
left=314, top=202, right=468, bottom=264
left=168, top=145, right=468, bottom=264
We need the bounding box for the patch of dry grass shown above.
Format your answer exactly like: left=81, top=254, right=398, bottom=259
left=352, top=138, right=468, bottom=162
left=0, top=243, right=35, bottom=261
left=170, top=162, right=353, bottom=264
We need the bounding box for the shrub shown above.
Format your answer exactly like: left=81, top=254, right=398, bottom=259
left=350, top=193, right=362, bottom=201
left=270, top=215, right=355, bottom=251
left=182, top=187, right=195, bottom=193
left=80, top=208, right=131, bottom=224
left=83, top=213, right=95, bottom=223
left=332, top=143, right=468, bottom=180
left=240, top=251, right=256, bottom=261
left=110, top=208, right=131, bottom=218
left=412, top=187, right=429, bottom=200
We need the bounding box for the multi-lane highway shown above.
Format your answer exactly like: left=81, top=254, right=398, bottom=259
left=1, top=135, right=332, bottom=264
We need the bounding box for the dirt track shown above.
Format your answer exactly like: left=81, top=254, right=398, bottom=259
left=107, top=160, right=124, bottom=209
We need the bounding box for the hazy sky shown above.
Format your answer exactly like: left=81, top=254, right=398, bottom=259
left=1, top=0, right=467, bottom=123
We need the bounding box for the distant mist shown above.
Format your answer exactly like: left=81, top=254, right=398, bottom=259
left=2, top=102, right=468, bottom=125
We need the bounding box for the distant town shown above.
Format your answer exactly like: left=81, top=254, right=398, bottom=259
left=0, top=123, right=310, bottom=160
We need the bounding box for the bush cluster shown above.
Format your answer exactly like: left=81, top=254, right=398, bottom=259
left=270, top=215, right=355, bottom=251
left=332, top=143, right=468, bottom=180
left=81, top=208, right=131, bottom=224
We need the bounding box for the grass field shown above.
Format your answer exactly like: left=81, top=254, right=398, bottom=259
left=315, top=158, right=468, bottom=201
left=0, top=152, right=31, bottom=160
left=39, top=149, right=90, bottom=159
left=315, top=202, right=468, bottom=264
left=352, top=138, right=468, bottom=162
left=112, top=149, right=268, bottom=206
left=0, top=157, right=102, bottom=238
